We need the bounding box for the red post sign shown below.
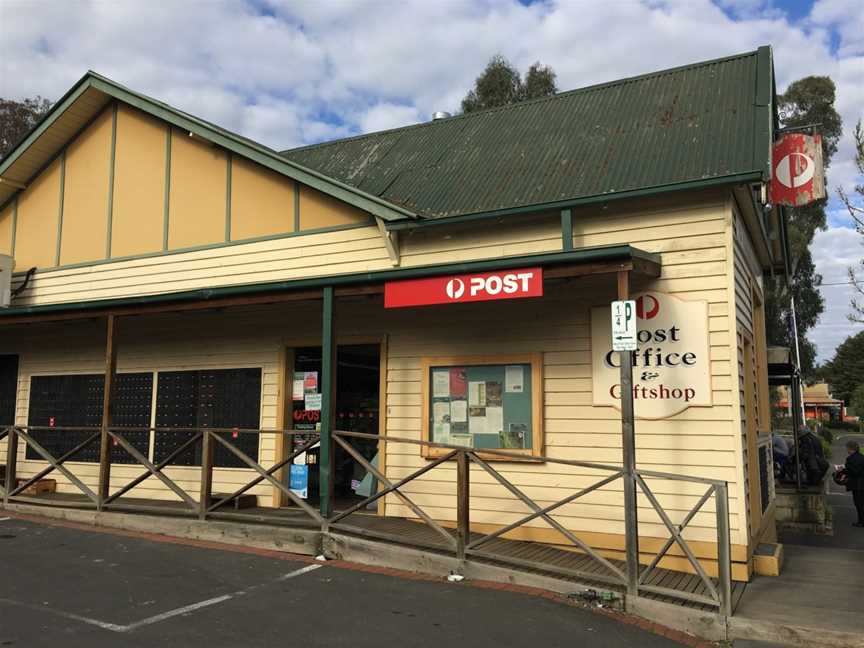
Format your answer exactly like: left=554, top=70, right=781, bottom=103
left=384, top=267, right=543, bottom=308
left=770, top=133, right=825, bottom=207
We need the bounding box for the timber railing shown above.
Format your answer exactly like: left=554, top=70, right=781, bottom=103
left=1, top=424, right=732, bottom=615
left=1, top=425, right=321, bottom=525
left=331, top=430, right=733, bottom=615
left=3, top=425, right=102, bottom=506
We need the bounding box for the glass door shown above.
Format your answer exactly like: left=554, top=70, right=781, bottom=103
left=287, top=344, right=380, bottom=511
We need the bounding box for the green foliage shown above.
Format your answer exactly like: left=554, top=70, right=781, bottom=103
left=765, top=251, right=823, bottom=376
left=821, top=331, right=864, bottom=404
left=849, top=384, right=864, bottom=418
left=0, top=96, right=52, bottom=159
left=825, top=420, right=862, bottom=432
left=778, top=76, right=843, bottom=166
left=840, top=120, right=863, bottom=323
left=765, top=76, right=843, bottom=377
left=522, top=62, right=557, bottom=102
left=462, top=55, right=557, bottom=114
left=817, top=426, right=834, bottom=444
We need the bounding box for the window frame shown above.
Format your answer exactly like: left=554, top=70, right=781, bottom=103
left=420, top=353, right=544, bottom=460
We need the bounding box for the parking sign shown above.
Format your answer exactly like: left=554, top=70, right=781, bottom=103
left=611, top=300, right=637, bottom=351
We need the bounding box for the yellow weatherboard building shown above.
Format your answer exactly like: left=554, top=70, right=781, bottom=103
left=0, top=47, right=788, bottom=611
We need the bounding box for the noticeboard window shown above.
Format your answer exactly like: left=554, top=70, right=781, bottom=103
left=422, top=354, right=543, bottom=459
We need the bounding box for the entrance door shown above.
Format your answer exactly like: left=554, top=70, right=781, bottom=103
left=286, top=344, right=380, bottom=511
left=0, top=355, right=18, bottom=427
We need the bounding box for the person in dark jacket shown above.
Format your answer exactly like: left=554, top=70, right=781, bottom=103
left=797, top=426, right=829, bottom=486
left=845, top=440, right=864, bottom=527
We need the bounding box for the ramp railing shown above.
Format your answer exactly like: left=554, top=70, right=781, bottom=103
left=1, top=424, right=732, bottom=615
left=331, top=429, right=733, bottom=615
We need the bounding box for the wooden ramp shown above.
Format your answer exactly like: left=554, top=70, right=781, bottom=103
left=332, top=511, right=747, bottom=614
left=10, top=492, right=744, bottom=614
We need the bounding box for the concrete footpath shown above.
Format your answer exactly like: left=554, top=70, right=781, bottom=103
left=731, top=434, right=864, bottom=647
left=0, top=516, right=694, bottom=648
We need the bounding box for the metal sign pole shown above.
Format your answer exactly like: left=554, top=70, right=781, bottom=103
left=789, top=296, right=804, bottom=490
left=617, top=271, right=639, bottom=596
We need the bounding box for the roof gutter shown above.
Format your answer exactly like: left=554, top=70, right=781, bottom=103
left=0, top=244, right=658, bottom=321
left=385, top=170, right=765, bottom=231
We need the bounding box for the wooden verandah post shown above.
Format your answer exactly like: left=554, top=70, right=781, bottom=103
left=319, top=286, right=335, bottom=519
left=618, top=270, right=640, bottom=596
left=97, top=314, right=118, bottom=511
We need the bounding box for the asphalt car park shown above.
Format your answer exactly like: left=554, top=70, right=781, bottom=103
left=0, top=516, right=685, bottom=648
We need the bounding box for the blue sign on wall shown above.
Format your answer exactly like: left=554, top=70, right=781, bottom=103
left=290, top=465, right=309, bottom=499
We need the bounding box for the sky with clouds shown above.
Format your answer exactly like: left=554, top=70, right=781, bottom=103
left=1, top=0, right=862, bottom=361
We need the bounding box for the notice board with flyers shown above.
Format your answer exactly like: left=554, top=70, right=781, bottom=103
left=421, top=353, right=543, bottom=459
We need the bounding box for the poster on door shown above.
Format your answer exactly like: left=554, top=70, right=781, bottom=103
left=591, top=292, right=712, bottom=419
left=290, top=464, right=309, bottom=499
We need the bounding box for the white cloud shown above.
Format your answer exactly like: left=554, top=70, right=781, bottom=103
left=0, top=0, right=862, bottom=357
left=811, top=227, right=864, bottom=361
left=1, top=1, right=860, bottom=154
left=810, top=0, right=864, bottom=56
left=360, top=103, right=422, bottom=134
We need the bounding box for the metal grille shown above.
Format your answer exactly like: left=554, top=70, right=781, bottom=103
left=154, top=368, right=261, bottom=468
left=0, top=355, right=19, bottom=426
left=26, top=374, right=152, bottom=464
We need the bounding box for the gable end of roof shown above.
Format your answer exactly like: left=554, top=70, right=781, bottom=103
left=0, top=72, right=418, bottom=223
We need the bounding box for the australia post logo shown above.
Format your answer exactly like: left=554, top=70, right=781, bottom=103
left=445, top=278, right=466, bottom=299
left=385, top=267, right=543, bottom=308
left=770, top=133, right=826, bottom=207
left=591, top=292, right=711, bottom=419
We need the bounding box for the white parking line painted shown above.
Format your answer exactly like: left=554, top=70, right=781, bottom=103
left=126, top=564, right=322, bottom=631
left=275, top=564, right=322, bottom=581
left=0, top=598, right=127, bottom=632
left=124, top=594, right=234, bottom=631
left=0, top=563, right=323, bottom=633
left=0, top=517, right=11, bottom=521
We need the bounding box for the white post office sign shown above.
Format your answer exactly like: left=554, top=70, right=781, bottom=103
left=591, top=292, right=712, bottom=418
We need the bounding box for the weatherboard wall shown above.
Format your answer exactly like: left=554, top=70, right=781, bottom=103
left=0, top=310, right=286, bottom=504
left=0, top=101, right=373, bottom=296
left=729, top=201, right=773, bottom=549
left=2, top=180, right=755, bottom=578
left=379, top=191, right=750, bottom=579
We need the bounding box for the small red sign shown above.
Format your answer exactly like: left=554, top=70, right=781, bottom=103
left=450, top=368, right=467, bottom=397
left=384, top=267, right=543, bottom=308
left=770, top=133, right=825, bottom=207
left=293, top=409, right=321, bottom=424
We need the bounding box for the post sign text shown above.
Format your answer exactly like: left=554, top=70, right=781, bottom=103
left=592, top=292, right=711, bottom=418
left=384, top=267, right=543, bottom=308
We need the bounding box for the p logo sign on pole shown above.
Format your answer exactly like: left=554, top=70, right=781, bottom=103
left=611, top=300, right=637, bottom=351
left=770, top=134, right=825, bottom=207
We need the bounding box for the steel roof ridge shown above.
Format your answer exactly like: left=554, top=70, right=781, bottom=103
left=281, top=48, right=763, bottom=156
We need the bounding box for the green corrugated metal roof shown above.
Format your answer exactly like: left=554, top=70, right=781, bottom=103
left=283, top=47, right=774, bottom=220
